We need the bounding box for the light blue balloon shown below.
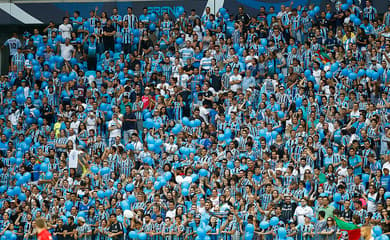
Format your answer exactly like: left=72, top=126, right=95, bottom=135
left=270, top=216, right=279, bottom=226
left=373, top=226, right=382, bottom=236
left=191, top=174, right=199, bottom=182
left=260, top=221, right=269, bottom=230
left=128, top=195, right=136, bottom=203
left=121, top=200, right=130, bottom=210
left=246, top=224, right=254, bottom=233
left=199, top=169, right=208, bottom=177
left=164, top=172, right=172, bottom=181
left=182, top=181, right=190, bottom=189
left=46, top=172, right=53, bottom=180
left=40, top=163, right=48, bottom=172
left=129, top=231, right=138, bottom=239
left=65, top=200, right=73, bottom=211
left=358, top=69, right=365, bottom=77
left=149, top=23, right=156, bottom=31
left=91, top=165, right=99, bottom=174
left=278, top=227, right=287, bottom=238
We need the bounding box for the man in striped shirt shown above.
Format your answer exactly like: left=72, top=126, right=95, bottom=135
left=123, top=7, right=138, bottom=29
left=121, top=20, right=133, bottom=54
left=132, top=95, right=144, bottom=134
left=11, top=48, right=25, bottom=74
left=363, top=0, right=377, bottom=22
left=289, top=9, right=301, bottom=42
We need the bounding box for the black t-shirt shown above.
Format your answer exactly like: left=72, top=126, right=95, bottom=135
left=109, top=221, right=123, bottom=240
left=357, top=34, right=367, bottom=47
left=128, top=59, right=141, bottom=71
left=235, top=13, right=250, bottom=25
left=325, top=37, right=338, bottom=50
left=41, top=104, right=53, bottom=122
left=202, top=90, right=213, bottom=108
left=55, top=225, right=66, bottom=240
left=210, top=74, right=222, bottom=92
left=24, top=45, right=36, bottom=54
left=64, top=223, right=76, bottom=240
left=183, top=64, right=194, bottom=73
left=280, top=202, right=297, bottom=223
left=140, top=39, right=153, bottom=51
left=340, top=209, right=354, bottom=222
left=123, top=112, right=136, bottom=131
left=103, top=25, right=115, bottom=49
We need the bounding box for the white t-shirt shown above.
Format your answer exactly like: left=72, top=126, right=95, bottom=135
left=59, top=23, right=73, bottom=39
left=177, top=74, right=189, bottom=88
left=166, top=209, right=176, bottom=219
left=60, top=44, right=74, bottom=61
left=367, top=192, right=377, bottom=213
left=337, top=166, right=348, bottom=180
left=164, top=143, right=178, bottom=153
left=383, top=161, right=390, bottom=171
left=312, top=69, right=321, bottom=84
left=108, top=119, right=122, bottom=138
left=229, top=74, right=242, bottom=92
left=86, top=116, right=97, bottom=132
left=70, top=120, right=80, bottom=134
left=157, top=82, right=169, bottom=95
left=294, top=206, right=313, bottom=225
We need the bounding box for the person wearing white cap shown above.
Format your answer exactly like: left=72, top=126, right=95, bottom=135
left=76, top=217, right=92, bottom=240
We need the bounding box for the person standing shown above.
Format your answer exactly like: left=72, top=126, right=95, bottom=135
left=57, top=38, right=74, bottom=62
left=76, top=217, right=92, bottom=240
left=58, top=16, right=73, bottom=40
left=11, top=47, right=25, bottom=74
left=108, top=113, right=122, bottom=146
left=108, top=214, right=123, bottom=240
left=122, top=105, right=137, bottom=144
left=82, top=34, right=98, bottom=70
left=103, top=19, right=116, bottom=52
left=2, top=33, right=21, bottom=64
left=35, top=218, right=53, bottom=240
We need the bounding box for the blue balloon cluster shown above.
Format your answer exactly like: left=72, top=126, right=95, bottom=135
left=217, top=128, right=232, bottom=142
left=90, top=165, right=100, bottom=174
left=182, top=117, right=201, bottom=128
left=176, top=6, right=184, bottom=16
left=100, top=167, right=111, bottom=175
left=143, top=118, right=155, bottom=129
left=154, top=177, right=167, bottom=190
left=171, top=123, right=183, bottom=134
left=244, top=223, right=255, bottom=239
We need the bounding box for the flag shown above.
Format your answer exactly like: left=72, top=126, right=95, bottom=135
left=335, top=217, right=361, bottom=240
left=314, top=48, right=331, bottom=64
left=319, top=173, right=327, bottom=184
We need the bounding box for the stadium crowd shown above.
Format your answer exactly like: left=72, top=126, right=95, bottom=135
left=1, top=0, right=390, bottom=239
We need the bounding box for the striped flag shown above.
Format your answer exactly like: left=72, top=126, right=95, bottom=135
left=335, top=217, right=361, bottom=240
left=314, top=48, right=331, bottom=64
